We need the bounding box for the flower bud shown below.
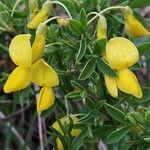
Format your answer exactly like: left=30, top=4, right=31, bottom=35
left=29, top=0, right=39, bottom=20
left=124, top=6, right=150, bottom=37
left=96, top=16, right=107, bottom=40
left=27, top=0, right=51, bottom=29
left=57, top=18, right=69, bottom=27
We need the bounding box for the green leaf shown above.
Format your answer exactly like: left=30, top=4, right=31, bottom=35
left=69, top=19, right=83, bottom=36
left=71, top=80, right=85, bottom=90
left=94, top=38, right=106, bottom=55
left=78, top=58, right=96, bottom=80
left=137, top=42, right=150, bottom=56
left=65, top=91, right=82, bottom=99
left=130, top=62, right=141, bottom=70
left=71, top=129, right=89, bottom=150
left=130, top=0, right=150, bottom=8
left=107, top=125, right=132, bottom=144
left=76, top=36, right=86, bottom=62
left=97, top=57, right=117, bottom=77
left=104, top=103, right=126, bottom=123
left=79, top=8, right=87, bottom=29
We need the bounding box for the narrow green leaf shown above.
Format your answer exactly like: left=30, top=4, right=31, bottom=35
left=79, top=8, right=87, bottom=29
left=78, top=58, right=96, bottom=80
left=130, top=62, right=141, bottom=70
left=65, top=91, right=82, bottom=99
left=94, top=38, right=106, bottom=55
left=71, top=80, right=85, bottom=90
left=130, top=0, right=150, bottom=8
left=137, top=42, right=150, bottom=55
left=69, top=19, right=83, bottom=35
left=107, top=125, right=132, bottom=144
left=97, top=58, right=117, bottom=77
left=71, top=129, right=89, bottom=150
left=104, top=103, right=126, bottom=123
left=76, top=36, right=86, bottom=62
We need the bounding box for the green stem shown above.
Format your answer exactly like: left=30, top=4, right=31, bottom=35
left=50, top=1, right=72, bottom=18
left=44, top=16, right=61, bottom=25
left=11, top=0, right=22, bottom=17
left=87, top=6, right=125, bottom=25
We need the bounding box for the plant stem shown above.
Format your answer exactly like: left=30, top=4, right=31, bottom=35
left=11, top=0, right=22, bottom=17
left=50, top=1, right=72, bottom=19
left=87, top=6, right=125, bottom=25
left=44, top=16, right=61, bottom=24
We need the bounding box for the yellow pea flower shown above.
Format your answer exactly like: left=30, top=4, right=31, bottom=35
left=4, top=66, right=31, bottom=93
left=57, top=18, right=69, bottom=27
left=96, top=16, right=107, bottom=40
left=32, top=59, right=59, bottom=87
left=52, top=115, right=81, bottom=150
left=9, top=34, right=32, bottom=68
left=124, top=6, right=150, bottom=37
left=104, top=75, right=118, bottom=98
left=32, top=23, right=47, bottom=63
left=27, top=0, right=51, bottom=29
left=106, top=37, right=139, bottom=70
left=29, top=0, right=39, bottom=20
left=105, top=69, right=142, bottom=98
left=116, top=68, right=142, bottom=98
left=37, top=87, right=55, bottom=112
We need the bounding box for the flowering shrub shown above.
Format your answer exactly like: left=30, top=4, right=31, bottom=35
left=0, top=0, right=150, bottom=149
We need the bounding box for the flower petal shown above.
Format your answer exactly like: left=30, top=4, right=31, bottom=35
left=104, top=75, right=118, bottom=98
left=32, top=59, right=59, bottom=87
left=32, top=34, right=45, bottom=63
left=124, top=6, right=150, bottom=37
left=116, top=68, right=143, bottom=98
left=4, top=66, right=31, bottom=93
left=9, top=34, right=32, bottom=68
left=56, top=138, right=63, bottom=150
left=37, top=87, right=55, bottom=112
left=106, top=37, right=139, bottom=70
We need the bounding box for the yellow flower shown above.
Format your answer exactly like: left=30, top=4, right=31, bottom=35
left=106, top=37, right=139, bottom=70
left=96, top=16, right=107, bottom=40
left=116, top=68, right=142, bottom=98
left=32, top=23, right=47, bottom=63
left=37, top=87, right=55, bottom=112
left=27, top=1, right=51, bottom=29
left=4, top=66, right=31, bottom=93
left=124, top=6, right=150, bottom=37
left=32, top=59, right=59, bottom=87
left=52, top=115, right=81, bottom=150
left=105, top=68, right=142, bottom=98
left=57, top=18, right=69, bottom=27
left=104, top=75, right=118, bottom=98
left=9, top=34, right=32, bottom=68
left=29, top=0, right=39, bottom=20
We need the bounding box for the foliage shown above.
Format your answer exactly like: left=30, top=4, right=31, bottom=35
left=0, top=0, right=150, bottom=149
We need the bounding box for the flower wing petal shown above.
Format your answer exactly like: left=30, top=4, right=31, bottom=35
left=4, top=66, right=31, bottom=93
left=116, top=68, right=142, bottom=98
left=32, top=59, right=59, bottom=87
